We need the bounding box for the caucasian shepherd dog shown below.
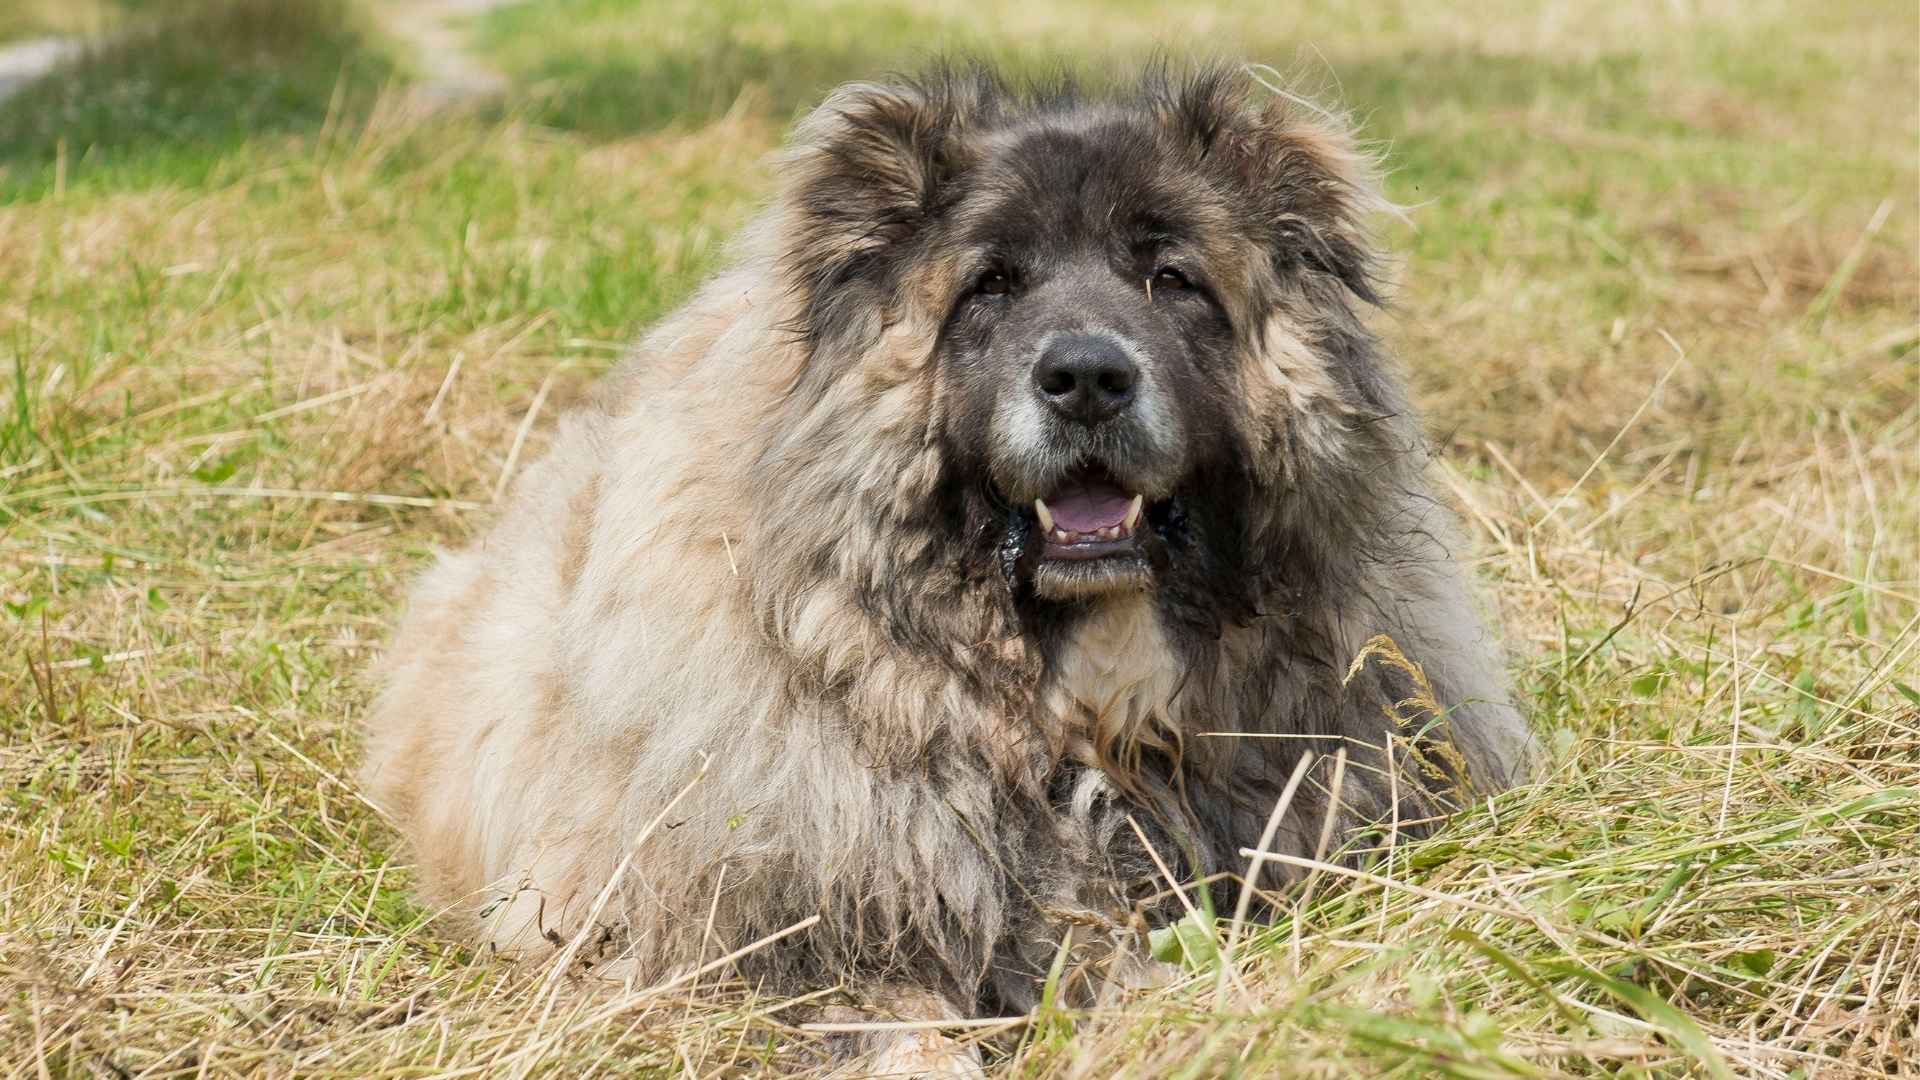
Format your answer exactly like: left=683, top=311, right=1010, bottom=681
left=364, top=61, right=1534, bottom=1073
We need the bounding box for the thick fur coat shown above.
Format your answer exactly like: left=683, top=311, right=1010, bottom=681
left=363, top=62, right=1534, bottom=1040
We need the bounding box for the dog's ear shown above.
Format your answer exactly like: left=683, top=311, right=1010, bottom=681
left=778, top=70, right=995, bottom=345
left=1167, top=67, right=1387, bottom=305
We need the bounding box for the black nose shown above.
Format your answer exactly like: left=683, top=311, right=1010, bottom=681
left=1034, top=335, right=1138, bottom=424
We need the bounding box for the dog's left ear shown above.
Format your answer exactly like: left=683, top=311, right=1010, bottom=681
left=778, top=70, right=994, bottom=343
left=1168, top=68, right=1387, bottom=305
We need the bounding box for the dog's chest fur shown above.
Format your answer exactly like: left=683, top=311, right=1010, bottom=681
left=1042, top=597, right=1186, bottom=763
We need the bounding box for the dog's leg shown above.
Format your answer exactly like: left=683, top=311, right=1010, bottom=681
left=820, top=986, right=985, bottom=1079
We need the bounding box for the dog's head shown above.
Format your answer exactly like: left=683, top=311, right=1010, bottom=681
left=772, top=63, right=1413, bottom=627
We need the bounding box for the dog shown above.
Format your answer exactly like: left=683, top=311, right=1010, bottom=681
left=362, top=61, right=1535, bottom=1074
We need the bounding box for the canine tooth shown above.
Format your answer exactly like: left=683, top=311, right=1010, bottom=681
left=1122, top=494, right=1144, bottom=531
left=1033, top=499, right=1054, bottom=533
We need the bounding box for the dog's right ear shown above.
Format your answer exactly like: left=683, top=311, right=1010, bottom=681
left=778, top=70, right=994, bottom=348
left=1165, top=66, right=1388, bottom=308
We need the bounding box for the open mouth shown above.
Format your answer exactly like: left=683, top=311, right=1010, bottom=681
left=1033, top=468, right=1147, bottom=560
left=1022, top=466, right=1162, bottom=599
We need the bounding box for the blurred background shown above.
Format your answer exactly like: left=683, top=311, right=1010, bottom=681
left=1, top=2, right=1916, bottom=1076
left=3, top=1, right=1911, bottom=486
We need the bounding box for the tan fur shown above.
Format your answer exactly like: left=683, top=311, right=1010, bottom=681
left=1045, top=596, right=1186, bottom=778
left=363, top=66, right=1535, bottom=1069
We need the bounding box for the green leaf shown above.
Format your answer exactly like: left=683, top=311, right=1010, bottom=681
left=1446, top=929, right=1585, bottom=1031
left=1791, top=671, right=1820, bottom=734
left=1408, top=840, right=1463, bottom=870
left=1553, top=967, right=1733, bottom=1080
left=1787, top=600, right=1817, bottom=630
left=1148, top=924, right=1178, bottom=963
left=1148, top=909, right=1219, bottom=972
left=1592, top=903, right=1633, bottom=934
left=1822, top=787, right=1917, bottom=822
left=1460, top=1009, right=1503, bottom=1053
left=1893, top=681, right=1920, bottom=707
left=5, top=595, right=49, bottom=620
left=1408, top=970, right=1441, bottom=1010
left=1731, top=949, right=1775, bottom=976
left=1630, top=857, right=1699, bottom=935
left=193, top=454, right=240, bottom=484
left=1037, top=927, right=1073, bottom=1015
left=1630, top=669, right=1669, bottom=698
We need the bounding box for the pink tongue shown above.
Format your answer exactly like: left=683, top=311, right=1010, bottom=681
left=1048, top=479, right=1133, bottom=532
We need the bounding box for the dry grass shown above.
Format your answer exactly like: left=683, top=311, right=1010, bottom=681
left=0, top=0, right=116, bottom=45
left=2, top=0, right=1916, bottom=1076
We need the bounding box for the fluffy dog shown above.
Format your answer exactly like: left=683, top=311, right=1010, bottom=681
left=363, top=61, right=1534, bottom=1072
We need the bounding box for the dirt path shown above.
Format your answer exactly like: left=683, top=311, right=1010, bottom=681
left=0, top=1, right=519, bottom=111
left=377, top=0, right=520, bottom=109
left=0, top=35, right=82, bottom=105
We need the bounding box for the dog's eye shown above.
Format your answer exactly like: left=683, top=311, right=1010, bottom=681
left=974, top=269, right=1012, bottom=297
left=1150, top=267, right=1191, bottom=293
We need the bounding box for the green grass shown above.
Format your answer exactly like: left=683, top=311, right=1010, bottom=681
left=0, top=0, right=393, bottom=200
left=2, top=0, right=1916, bottom=1075
left=477, top=0, right=951, bottom=136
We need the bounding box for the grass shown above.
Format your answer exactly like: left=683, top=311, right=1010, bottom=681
left=1, top=0, right=1915, bottom=1075
left=0, top=0, right=393, bottom=200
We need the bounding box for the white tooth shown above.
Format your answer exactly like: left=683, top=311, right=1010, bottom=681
left=1033, top=499, right=1054, bottom=533
left=1098, top=526, right=1119, bottom=540
left=1052, top=528, right=1072, bottom=543
left=1122, top=494, right=1144, bottom=531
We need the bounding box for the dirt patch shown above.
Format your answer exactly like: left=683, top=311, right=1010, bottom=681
left=0, top=35, right=81, bottom=104
left=374, top=0, right=518, bottom=109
